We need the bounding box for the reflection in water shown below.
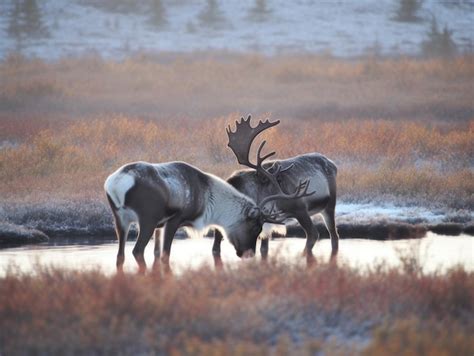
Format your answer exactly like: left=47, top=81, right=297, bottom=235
left=0, top=232, right=472, bottom=276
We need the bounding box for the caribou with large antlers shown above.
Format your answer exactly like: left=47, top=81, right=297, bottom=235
left=213, top=116, right=339, bottom=260
left=104, top=159, right=310, bottom=272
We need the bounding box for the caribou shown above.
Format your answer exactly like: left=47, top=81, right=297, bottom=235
left=104, top=159, right=312, bottom=272
left=212, top=116, right=339, bottom=261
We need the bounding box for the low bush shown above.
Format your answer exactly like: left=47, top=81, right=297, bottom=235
left=0, top=261, right=472, bottom=354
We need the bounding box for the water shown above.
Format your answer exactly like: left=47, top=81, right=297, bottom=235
left=0, top=232, right=472, bottom=276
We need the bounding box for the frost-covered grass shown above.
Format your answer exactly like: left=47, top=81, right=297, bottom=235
left=0, top=199, right=112, bottom=237
left=0, top=260, right=472, bottom=355
left=0, top=222, right=48, bottom=246
left=0, top=0, right=473, bottom=58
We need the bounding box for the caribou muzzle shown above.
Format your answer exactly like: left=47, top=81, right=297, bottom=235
left=236, top=248, right=256, bottom=258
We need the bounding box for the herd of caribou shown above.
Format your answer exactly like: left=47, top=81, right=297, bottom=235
left=104, top=116, right=339, bottom=272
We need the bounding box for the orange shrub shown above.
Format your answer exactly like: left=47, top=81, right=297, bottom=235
left=0, top=115, right=472, bottom=207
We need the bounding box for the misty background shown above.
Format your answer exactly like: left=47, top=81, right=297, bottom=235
left=0, top=0, right=473, bottom=59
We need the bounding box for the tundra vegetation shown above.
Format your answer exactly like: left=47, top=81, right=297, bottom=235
left=0, top=258, right=473, bottom=355
left=1, top=54, right=473, bottom=207
left=0, top=53, right=473, bottom=353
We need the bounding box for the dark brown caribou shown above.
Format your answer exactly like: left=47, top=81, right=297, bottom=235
left=212, top=116, right=339, bottom=261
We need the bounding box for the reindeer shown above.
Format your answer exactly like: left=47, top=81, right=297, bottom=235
left=104, top=160, right=312, bottom=272
left=212, top=116, right=339, bottom=261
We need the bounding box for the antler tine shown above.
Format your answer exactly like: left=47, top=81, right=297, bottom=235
left=261, top=203, right=288, bottom=225
left=256, top=141, right=276, bottom=165
left=266, top=209, right=285, bottom=220
left=270, top=162, right=283, bottom=176
left=259, top=178, right=315, bottom=210
left=261, top=202, right=272, bottom=216
left=294, top=179, right=312, bottom=198
left=254, top=140, right=281, bottom=188
left=296, top=179, right=312, bottom=195
left=262, top=202, right=277, bottom=215
left=226, top=115, right=280, bottom=170
left=293, top=179, right=308, bottom=196
left=264, top=214, right=287, bottom=225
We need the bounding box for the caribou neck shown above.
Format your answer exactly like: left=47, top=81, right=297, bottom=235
left=203, top=177, right=254, bottom=230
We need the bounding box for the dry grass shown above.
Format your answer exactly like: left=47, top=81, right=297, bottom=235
left=364, top=318, right=474, bottom=356
left=0, top=115, right=472, bottom=208
left=0, top=53, right=472, bottom=218
left=0, top=260, right=472, bottom=355
left=1, top=53, right=473, bottom=120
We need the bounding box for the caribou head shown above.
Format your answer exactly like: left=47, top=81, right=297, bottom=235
left=226, top=115, right=314, bottom=224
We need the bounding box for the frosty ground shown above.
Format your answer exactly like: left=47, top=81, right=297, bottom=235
left=0, top=197, right=472, bottom=247
left=0, top=0, right=473, bottom=59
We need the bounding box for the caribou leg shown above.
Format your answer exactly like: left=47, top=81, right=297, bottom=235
left=152, top=228, right=162, bottom=272
left=260, top=238, right=269, bottom=260
left=132, top=219, right=156, bottom=274
left=212, top=229, right=224, bottom=269
left=325, top=175, right=339, bottom=260
left=109, top=205, right=132, bottom=273
left=212, top=229, right=223, bottom=256
left=154, top=228, right=162, bottom=257
left=322, top=207, right=339, bottom=256
left=115, top=221, right=129, bottom=273
left=295, top=212, right=319, bottom=258
left=161, top=218, right=181, bottom=273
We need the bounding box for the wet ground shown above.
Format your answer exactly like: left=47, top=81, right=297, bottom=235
left=0, top=232, right=472, bottom=275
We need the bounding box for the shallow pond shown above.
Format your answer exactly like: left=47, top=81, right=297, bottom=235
left=0, top=232, right=472, bottom=276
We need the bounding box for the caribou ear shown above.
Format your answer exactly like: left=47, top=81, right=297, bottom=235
left=247, top=207, right=261, bottom=220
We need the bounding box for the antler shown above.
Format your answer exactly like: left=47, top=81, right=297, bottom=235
left=259, top=203, right=289, bottom=224
left=259, top=179, right=314, bottom=210
left=227, top=115, right=282, bottom=188
left=227, top=115, right=315, bottom=224
left=226, top=115, right=279, bottom=168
